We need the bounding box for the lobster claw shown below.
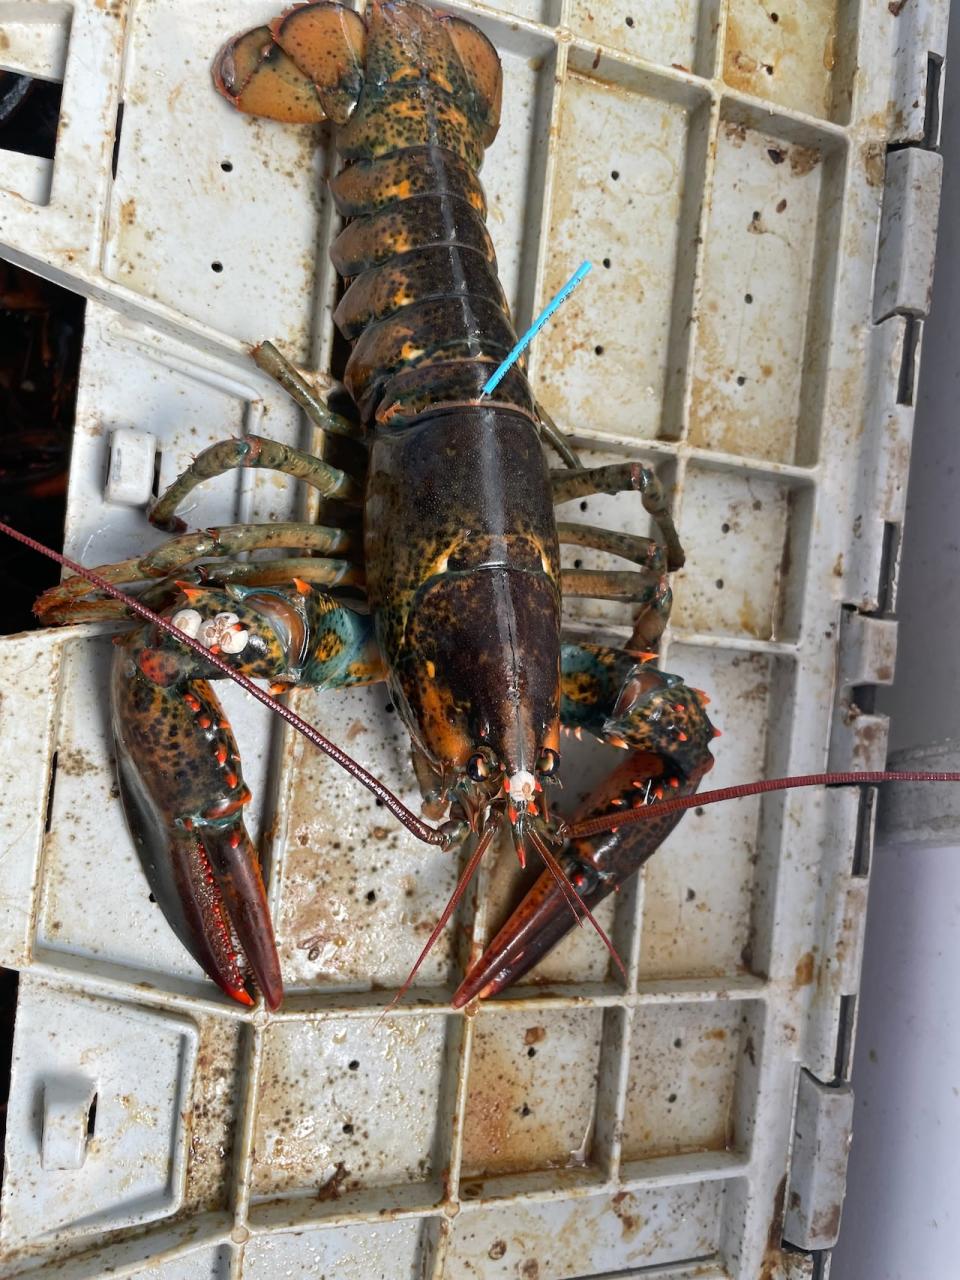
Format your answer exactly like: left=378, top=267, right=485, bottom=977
left=450, top=860, right=581, bottom=1007
left=452, top=752, right=712, bottom=1007
left=112, top=643, right=283, bottom=1009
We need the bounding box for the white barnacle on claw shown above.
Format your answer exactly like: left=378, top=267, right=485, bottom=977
left=509, top=770, right=537, bottom=803
left=220, top=624, right=251, bottom=655
left=197, top=611, right=250, bottom=654
left=171, top=608, right=203, bottom=638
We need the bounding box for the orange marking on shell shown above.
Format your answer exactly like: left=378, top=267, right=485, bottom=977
left=229, top=829, right=241, bottom=849
left=416, top=678, right=473, bottom=765
left=184, top=692, right=201, bottom=711
left=293, top=577, right=311, bottom=595
left=677, top=731, right=688, bottom=742
left=508, top=804, right=518, bottom=822
left=502, top=777, right=510, bottom=792
left=177, top=585, right=204, bottom=603
left=198, top=715, right=212, bottom=729
left=216, top=744, right=228, bottom=765
left=226, top=771, right=238, bottom=789
left=611, top=797, right=625, bottom=807
left=669, top=777, right=680, bottom=788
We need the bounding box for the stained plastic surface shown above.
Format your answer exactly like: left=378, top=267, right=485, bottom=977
left=0, top=1, right=948, bottom=1277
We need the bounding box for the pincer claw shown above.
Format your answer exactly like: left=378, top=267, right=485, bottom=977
left=451, top=864, right=585, bottom=1007
left=452, top=750, right=714, bottom=1007
left=112, top=641, right=283, bottom=1009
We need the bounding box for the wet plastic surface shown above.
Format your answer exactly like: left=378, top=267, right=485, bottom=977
left=0, top=1, right=948, bottom=1277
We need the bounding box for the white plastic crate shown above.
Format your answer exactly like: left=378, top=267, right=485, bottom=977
left=0, top=1, right=948, bottom=1277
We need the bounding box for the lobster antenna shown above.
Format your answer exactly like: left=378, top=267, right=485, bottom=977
left=0, top=519, right=447, bottom=847
left=528, top=826, right=627, bottom=980
left=564, top=770, right=960, bottom=840
left=379, top=824, right=497, bottom=1019
left=531, top=828, right=587, bottom=930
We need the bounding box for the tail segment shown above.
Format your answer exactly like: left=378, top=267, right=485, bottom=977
left=214, top=2, right=530, bottom=429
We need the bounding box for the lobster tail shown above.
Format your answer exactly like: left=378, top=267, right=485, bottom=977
left=325, top=3, right=532, bottom=430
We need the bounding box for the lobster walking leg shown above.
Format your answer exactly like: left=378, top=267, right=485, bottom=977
left=535, top=404, right=582, bottom=470
left=558, top=521, right=672, bottom=626
left=35, top=522, right=358, bottom=623
left=452, top=643, right=716, bottom=1006
left=555, top=465, right=681, bottom=651
left=557, top=522, right=666, bottom=573
left=552, top=463, right=685, bottom=571
left=175, top=557, right=361, bottom=590
left=253, top=343, right=361, bottom=440
left=561, top=567, right=665, bottom=607
left=149, top=436, right=360, bottom=532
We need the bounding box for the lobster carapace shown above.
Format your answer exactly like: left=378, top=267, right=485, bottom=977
left=35, top=1, right=716, bottom=1009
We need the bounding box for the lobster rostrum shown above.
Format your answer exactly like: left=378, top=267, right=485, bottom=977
left=34, top=0, right=717, bottom=1011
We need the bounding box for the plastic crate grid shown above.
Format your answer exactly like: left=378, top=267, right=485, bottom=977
left=0, top=0, right=941, bottom=1276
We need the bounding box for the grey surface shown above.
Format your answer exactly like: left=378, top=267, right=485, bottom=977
left=879, top=739, right=960, bottom=845
left=835, top=4, right=960, bottom=1276
left=879, top=39, right=960, bottom=758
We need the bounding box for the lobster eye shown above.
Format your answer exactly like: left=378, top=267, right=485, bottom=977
left=466, top=752, right=492, bottom=782
left=537, top=748, right=560, bottom=776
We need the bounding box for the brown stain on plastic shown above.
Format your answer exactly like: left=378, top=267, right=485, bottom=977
left=182, top=1017, right=242, bottom=1214
left=461, top=1012, right=601, bottom=1177
left=759, top=1174, right=788, bottom=1280
left=724, top=3, right=844, bottom=118
left=623, top=1008, right=743, bottom=1159
left=611, top=1190, right=646, bottom=1240
left=789, top=145, right=820, bottom=177
left=794, top=950, right=815, bottom=987
left=813, top=1201, right=843, bottom=1241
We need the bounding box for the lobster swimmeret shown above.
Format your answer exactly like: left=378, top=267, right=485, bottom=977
left=35, top=1, right=716, bottom=1010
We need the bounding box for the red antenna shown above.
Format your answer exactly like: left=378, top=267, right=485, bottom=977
left=563, top=771, right=960, bottom=840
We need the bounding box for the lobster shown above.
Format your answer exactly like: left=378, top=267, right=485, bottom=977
left=31, top=0, right=721, bottom=1011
